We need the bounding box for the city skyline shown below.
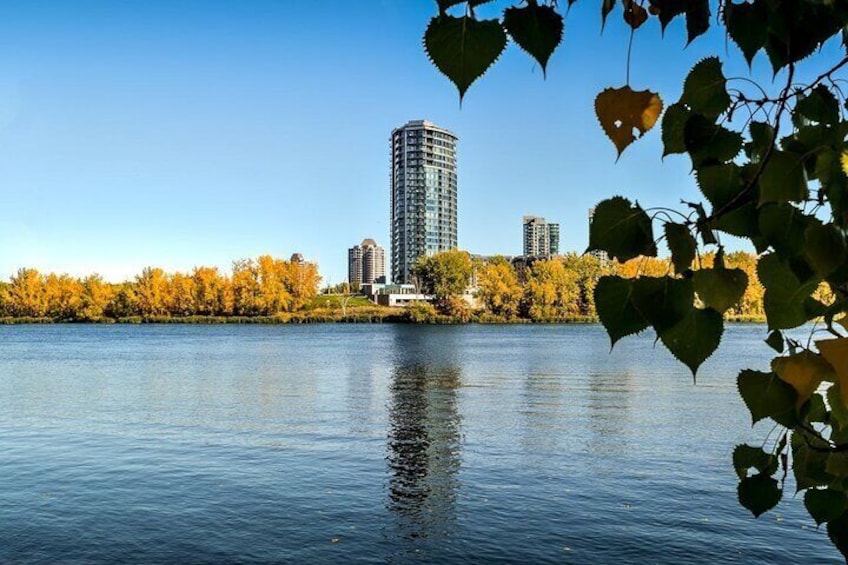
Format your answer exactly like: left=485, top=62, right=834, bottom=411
left=0, top=2, right=842, bottom=285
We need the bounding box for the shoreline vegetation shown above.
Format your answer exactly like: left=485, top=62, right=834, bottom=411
left=0, top=250, right=827, bottom=327
left=0, top=311, right=768, bottom=325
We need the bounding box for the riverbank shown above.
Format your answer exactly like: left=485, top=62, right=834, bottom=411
left=0, top=310, right=768, bottom=325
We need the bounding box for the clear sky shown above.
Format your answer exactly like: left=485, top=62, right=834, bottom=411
left=0, top=1, right=843, bottom=285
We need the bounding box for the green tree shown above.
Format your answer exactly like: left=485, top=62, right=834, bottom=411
left=412, top=249, right=474, bottom=314
left=423, top=0, right=848, bottom=555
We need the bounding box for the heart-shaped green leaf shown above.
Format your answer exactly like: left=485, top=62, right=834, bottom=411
left=424, top=15, right=507, bottom=102
left=503, top=3, right=564, bottom=78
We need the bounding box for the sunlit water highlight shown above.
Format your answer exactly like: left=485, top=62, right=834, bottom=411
left=0, top=324, right=839, bottom=563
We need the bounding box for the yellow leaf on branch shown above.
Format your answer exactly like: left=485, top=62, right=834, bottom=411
left=841, top=150, right=848, bottom=177
left=772, top=351, right=836, bottom=407
left=817, top=337, right=848, bottom=406
left=595, top=86, right=663, bottom=158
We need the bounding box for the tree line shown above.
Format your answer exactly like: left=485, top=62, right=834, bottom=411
left=0, top=255, right=320, bottom=321
left=413, top=249, right=833, bottom=323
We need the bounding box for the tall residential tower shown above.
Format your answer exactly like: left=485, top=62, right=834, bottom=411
left=348, top=239, right=386, bottom=286
left=523, top=215, right=560, bottom=258
left=391, top=120, right=458, bottom=284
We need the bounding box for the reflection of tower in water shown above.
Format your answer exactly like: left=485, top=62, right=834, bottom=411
left=386, top=328, right=463, bottom=542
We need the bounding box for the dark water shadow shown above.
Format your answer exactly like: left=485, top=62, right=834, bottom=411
left=384, top=326, right=464, bottom=558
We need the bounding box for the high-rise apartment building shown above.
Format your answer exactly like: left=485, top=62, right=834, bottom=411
left=391, top=120, right=458, bottom=284
left=523, top=215, right=560, bottom=258
left=348, top=238, right=386, bottom=286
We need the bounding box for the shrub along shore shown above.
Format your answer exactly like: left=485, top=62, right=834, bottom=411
left=0, top=309, right=767, bottom=325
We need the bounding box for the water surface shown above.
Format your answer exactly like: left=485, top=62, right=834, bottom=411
left=0, top=324, right=838, bottom=563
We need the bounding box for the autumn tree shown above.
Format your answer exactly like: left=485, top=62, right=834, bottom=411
left=476, top=256, right=523, bottom=317
left=134, top=267, right=169, bottom=316
left=231, top=259, right=262, bottom=316
left=423, top=0, right=848, bottom=555
left=167, top=273, right=195, bottom=317
left=105, top=283, right=140, bottom=319
left=192, top=266, right=230, bottom=316
left=0, top=282, right=10, bottom=317
left=78, top=275, right=114, bottom=321
left=256, top=255, right=292, bottom=314
left=560, top=253, right=612, bottom=317
left=412, top=249, right=474, bottom=315
left=6, top=268, right=47, bottom=318
left=282, top=259, right=321, bottom=311
left=44, top=273, right=83, bottom=320
left=523, top=258, right=580, bottom=320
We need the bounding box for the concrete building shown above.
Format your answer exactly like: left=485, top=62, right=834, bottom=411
left=348, top=238, right=386, bottom=286
left=391, top=120, right=459, bottom=284
left=522, top=215, right=560, bottom=258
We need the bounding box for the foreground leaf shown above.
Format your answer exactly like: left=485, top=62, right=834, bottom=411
left=794, top=440, right=836, bottom=491
left=765, top=330, right=784, bottom=353
left=595, top=86, right=663, bottom=157
left=759, top=203, right=818, bottom=257
left=503, top=3, right=563, bottom=78
left=631, top=276, right=694, bottom=333
left=759, top=151, right=808, bottom=205
left=659, top=307, right=723, bottom=376
left=696, top=163, right=743, bottom=208
left=693, top=267, right=748, bottom=313
left=684, top=115, right=744, bottom=165
left=588, top=196, right=657, bottom=261
left=661, top=103, right=690, bottom=157
left=806, top=490, right=847, bottom=526
left=828, top=512, right=848, bottom=562
left=684, top=0, right=710, bottom=44
left=664, top=223, right=696, bottom=273
left=424, top=15, right=508, bottom=102
left=681, top=57, right=730, bottom=119
left=724, top=0, right=767, bottom=66
left=738, top=473, right=781, bottom=517
left=757, top=253, right=821, bottom=330
left=733, top=444, right=778, bottom=479
left=594, top=276, right=650, bottom=348
left=817, top=338, right=848, bottom=406
left=737, top=369, right=796, bottom=425
left=772, top=351, right=835, bottom=407
left=623, top=1, right=648, bottom=29
left=805, top=224, right=847, bottom=277
left=795, top=85, right=840, bottom=126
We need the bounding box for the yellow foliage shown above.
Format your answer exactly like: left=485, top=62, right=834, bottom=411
left=772, top=351, right=835, bottom=407
left=476, top=258, right=522, bottom=317
left=817, top=338, right=848, bottom=406
left=595, top=86, right=663, bottom=157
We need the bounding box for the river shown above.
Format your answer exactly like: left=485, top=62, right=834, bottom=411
left=0, top=324, right=838, bottom=563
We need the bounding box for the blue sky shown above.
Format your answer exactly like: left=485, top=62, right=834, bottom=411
left=0, top=1, right=843, bottom=284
